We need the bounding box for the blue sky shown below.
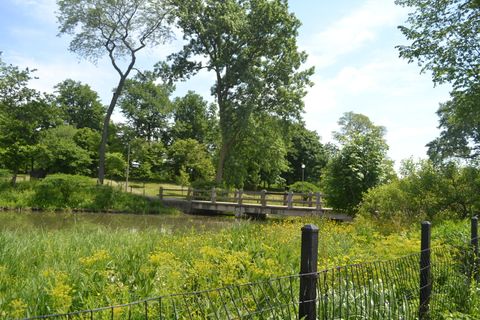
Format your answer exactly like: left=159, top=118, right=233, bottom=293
left=0, top=0, right=451, bottom=169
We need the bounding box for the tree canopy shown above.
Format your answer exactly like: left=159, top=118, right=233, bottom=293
left=159, top=0, right=314, bottom=184
left=54, top=79, right=105, bottom=131
left=396, top=0, right=480, bottom=90
left=322, top=112, right=394, bottom=213
left=396, top=0, right=480, bottom=163
left=57, top=0, right=173, bottom=184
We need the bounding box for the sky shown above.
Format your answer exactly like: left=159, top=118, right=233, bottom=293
left=0, top=0, right=452, bottom=169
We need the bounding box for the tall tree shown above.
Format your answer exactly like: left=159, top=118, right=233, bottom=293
left=396, top=0, right=480, bottom=90
left=322, top=112, right=394, bottom=213
left=171, top=91, right=218, bottom=148
left=427, top=87, right=480, bottom=161
left=57, top=0, right=172, bottom=184
left=119, top=74, right=173, bottom=143
left=396, top=0, right=480, bottom=162
left=283, top=124, right=329, bottom=185
left=54, top=79, right=105, bottom=131
left=159, top=0, right=313, bottom=184
left=0, top=57, right=59, bottom=183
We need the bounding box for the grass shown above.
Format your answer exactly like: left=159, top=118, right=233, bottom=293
left=0, top=212, right=476, bottom=318
left=0, top=175, right=179, bottom=214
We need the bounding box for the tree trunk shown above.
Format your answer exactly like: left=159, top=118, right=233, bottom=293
left=98, top=76, right=128, bottom=185
left=11, top=168, right=17, bottom=186
left=215, top=141, right=229, bottom=184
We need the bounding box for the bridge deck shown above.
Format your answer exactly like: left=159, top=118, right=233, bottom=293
left=162, top=198, right=352, bottom=221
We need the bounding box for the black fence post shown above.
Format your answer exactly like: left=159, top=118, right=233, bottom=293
left=299, top=224, right=319, bottom=320
left=471, top=216, right=479, bottom=281
left=419, top=221, right=432, bottom=320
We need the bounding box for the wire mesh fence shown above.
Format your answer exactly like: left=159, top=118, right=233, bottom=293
left=20, top=221, right=480, bottom=320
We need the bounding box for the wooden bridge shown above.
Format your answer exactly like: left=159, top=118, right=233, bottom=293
left=158, top=187, right=352, bottom=221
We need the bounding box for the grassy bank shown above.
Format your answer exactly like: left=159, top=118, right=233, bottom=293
left=0, top=174, right=178, bottom=214
left=0, top=213, right=474, bottom=318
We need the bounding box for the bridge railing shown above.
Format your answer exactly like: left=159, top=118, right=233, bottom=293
left=159, top=187, right=324, bottom=210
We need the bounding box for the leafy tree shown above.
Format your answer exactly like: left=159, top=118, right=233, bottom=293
left=283, top=124, right=329, bottom=185
left=396, top=0, right=480, bottom=162
left=34, top=125, right=93, bottom=175
left=57, top=0, right=173, bottom=184
left=322, top=112, right=394, bottom=213
left=159, top=0, right=313, bottom=183
left=171, top=91, right=218, bottom=148
left=166, top=139, right=215, bottom=185
left=105, top=152, right=127, bottom=180
left=119, top=74, right=173, bottom=143
left=396, top=0, right=480, bottom=90
left=427, top=86, right=480, bottom=162
left=54, top=79, right=105, bottom=130
left=127, top=138, right=167, bottom=181
left=223, top=116, right=289, bottom=189
left=0, top=57, right=60, bottom=183
left=358, top=159, right=480, bottom=223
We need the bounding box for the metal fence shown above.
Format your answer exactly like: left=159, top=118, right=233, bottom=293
left=21, top=219, right=480, bottom=320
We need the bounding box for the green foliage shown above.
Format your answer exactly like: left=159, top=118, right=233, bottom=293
left=288, top=181, right=319, bottom=194
left=119, top=75, right=173, bottom=143
left=0, top=169, right=10, bottom=179
left=427, top=87, right=480, bottom=162
left=396, top=0, right=479, bottom=90
left=322, top=112, right=394, bottom=214
left=358, top=159, right=480, bottom=223
left=34, top=125, right=93, bottom=175
left=396, top=0, right=480, bottom=163
left=128, top=139, right=168, bottom=181
left=54, top=79, right=105, bottom=131
left=171, top=91, right=219, bottom=147
left=166, top=139, right=215, bottom=185
left=56, top=0, right=173, bottom=184
left=0, top=56, right=61, bottom=181
left=223, top=116, right=289, bottom=189
left=0, top=174, right=175, bottom=213
left=32, top=174, right=93, bottom=209
left=105, top=152, right=126, bottom=180
left=283, top=124, right=329, bottom=185
left=160, top=0, right=314, bottom=183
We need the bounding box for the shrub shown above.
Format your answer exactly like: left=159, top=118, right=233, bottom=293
left=288, top=181, right=319, bottom=194
left=31, top=174, right=93, bottom=209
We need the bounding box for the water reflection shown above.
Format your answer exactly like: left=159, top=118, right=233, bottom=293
left=0, top=211, right=242, bottom=233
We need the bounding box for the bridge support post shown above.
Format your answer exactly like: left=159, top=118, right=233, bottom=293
left=287, top=191, right=293, bottom=209
left=308, top=192, right=313, bottom=207
left=315, top=192, right=322, bottom=213
left=159, top=187, right=164, bottom=200
left=299, top=224, right=319, bottom=320
left=187, top=187, right=192, bottom=200
left=261, top=190, right=267, bottom=207
left=211, top=187, right=216, bottom=204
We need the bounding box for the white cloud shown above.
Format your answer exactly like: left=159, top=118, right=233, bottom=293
left=303, top=0, right=407, bottom=68
left=11, top=0, right=57, bottom=24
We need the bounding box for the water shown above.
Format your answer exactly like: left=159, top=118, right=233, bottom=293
left=0, top=210, right=240, bottom=233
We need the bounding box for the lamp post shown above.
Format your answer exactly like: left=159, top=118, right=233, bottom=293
left=301, top=163, right=305, bottom=182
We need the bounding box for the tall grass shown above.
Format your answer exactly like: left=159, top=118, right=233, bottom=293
left=0, top=213, right=468, bottom=318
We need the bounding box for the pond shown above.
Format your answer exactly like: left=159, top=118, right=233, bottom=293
left=0, top=210, right=244, bottom=233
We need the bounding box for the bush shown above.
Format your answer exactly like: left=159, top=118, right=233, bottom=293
left=191, top=179, right=217, bottom=190
left=31, top=174, right=93, bottom=209
left=288, top=181, right=319, bottom=194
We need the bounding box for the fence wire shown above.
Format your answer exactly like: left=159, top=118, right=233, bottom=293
left=20, top=243, right=479, bottom=320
